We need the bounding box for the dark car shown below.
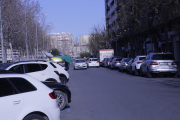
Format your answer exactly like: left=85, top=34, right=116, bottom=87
left=126, top=58, right=134, bottom=74
left=41, top=81, right=71, bottom=111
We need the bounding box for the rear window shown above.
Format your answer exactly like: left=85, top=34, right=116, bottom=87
left=76, top=60, right=85, bottom=63
left=0, top=63, right=14, bottom=70
left=139, top=57, right=146, bottom=60
left=9, top=78, right=37, bottom=93
left=124, top=58, right=131, bottom=62
left=90, top=59, right=98, bottom=61
left=0, top=78, right=17, bottom=97
left=26, top=64, right=42, bottom=73
left=40, top=64, right=48, bottom=70
left=116, top=59, right=121, bottom=61
left=152, top=54, right=175, bottom=60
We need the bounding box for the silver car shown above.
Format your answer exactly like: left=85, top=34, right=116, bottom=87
left=110, top=58, right=122, bottom=69
left=119, top=58, right=132, bottom=72
left=73, top=59, right=87, bottom=70
left=140, top=52, right=178, bottom=78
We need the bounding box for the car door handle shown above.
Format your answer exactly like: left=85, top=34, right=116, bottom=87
left=13, top=100, right=21, bottom=105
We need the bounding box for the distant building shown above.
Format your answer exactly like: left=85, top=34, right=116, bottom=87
left=78, top=35, right=91, bottom=53
left=50, top=32, right=74, bottom=56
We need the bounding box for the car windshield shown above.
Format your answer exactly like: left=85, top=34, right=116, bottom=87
left=0, top=63, right=14, bottom=70
left=152, top=54, right=175, bottom=60
left=76, top=60, right=85, bottom=63
left=139, top=57, right=146, bottom=60
left=90, top=59, right=98, bottom=61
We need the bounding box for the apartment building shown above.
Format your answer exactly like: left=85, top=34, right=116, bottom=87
left=78, top=35, right=90, bottom=53
left=50, top=32, right=74, bottom=56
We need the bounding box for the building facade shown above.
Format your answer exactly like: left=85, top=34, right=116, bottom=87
left=50, top=32, right=74, bottom=56
left=105, top=0, right=180, bottom=65
left=78, top=35, right=91, bottom=53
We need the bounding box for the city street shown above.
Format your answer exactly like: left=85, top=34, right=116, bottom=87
left=61, top=62, right=180, bottom=120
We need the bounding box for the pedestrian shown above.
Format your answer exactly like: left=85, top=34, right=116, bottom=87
left=65, top=61, right=69, bottom=71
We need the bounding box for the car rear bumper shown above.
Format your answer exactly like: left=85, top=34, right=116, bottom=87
left=75, top=66, right=87, bottom=69
left=150, top=69, right=178, bottom=74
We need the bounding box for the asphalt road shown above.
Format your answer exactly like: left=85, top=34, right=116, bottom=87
left=61, top=63, right=180, bottom=120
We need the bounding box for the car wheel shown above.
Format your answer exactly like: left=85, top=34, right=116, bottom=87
left=60, top=75, right=67, bottom=84
left=135, top=67, right=139, bottom=76
left=97, top=66, right=99, bottom=68
left=54, top=90, right=67, bottom=111
left=140, top=67, right=144, bottom=77
left=23, top=114, right=46, bottom=120
left=126, top=68, right=129, bottom=74
left=146, top=68, right=153, bottom=78
left=74, top=67, right=76, bottom=70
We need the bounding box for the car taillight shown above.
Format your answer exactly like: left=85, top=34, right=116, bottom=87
left=49, top=92, right=56, bottom=99
left=150, top=62, right=158, bottom=65
left=172, top=62, right=177, bottom=65
left=54, top=71, right=60, bottom=75
left=137, top=61, right=142, bottom=64
left=89, top=62, right=91, bottom=63
left=123, top=63, right=126, bottom=66
left=97, top=61, right=99, bottom=63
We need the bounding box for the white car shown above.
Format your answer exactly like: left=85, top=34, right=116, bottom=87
left=0, top=61, right=69, bottom=83
left=74, top=59, right=87, bottom=70
left=0, top=73, right=60, bottom=120
left=86, top=58, right=100, bottom=68
left=131, top=55, right=146, bottom=75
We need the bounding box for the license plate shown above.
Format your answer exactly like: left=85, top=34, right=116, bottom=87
left=160, top=63, right=168, bottom=65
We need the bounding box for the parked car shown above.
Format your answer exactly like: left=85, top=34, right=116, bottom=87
left=0, top=72, right=60, bottom=120
left=101, top=58, right=109, bottom=67
left=101, top=58, right=107, bottom=67
left=86, top=58, right=100, bottom=68
left=104, top=58, right=110, bottom=68
left=42, top=81, right=71, bottom=111
left=0, top=60, right=69, bottom=84
left=110, top=58, right=122, bottom=69
left=126, top=58, right=134, bottom=74
left=131, top=55, right=146, bottom=75
left=119, top=58, right=132, bottom=72
left=73, top=59, right=87, bottom=70
left=140, top=52, right=178, bottom=78
left=108, top=56, right=120, bottom=68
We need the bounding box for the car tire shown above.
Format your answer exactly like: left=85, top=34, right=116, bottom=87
left=60, top=75, right=68, bottom=84
left=74, top=67, right=76, bottom=70
left=54, top=90, right=67, bottom=111
left=135, top=67, right=139, bottom=76
left=140, top=67, right=144, bottom=77
left=126, top=68, right=129, bottom=74
left=23, top=114, right=46, bottom=120
left=146, top=68, right=153, bottom=78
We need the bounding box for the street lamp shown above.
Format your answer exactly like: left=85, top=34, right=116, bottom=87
left=36, top=14, right=48, bottom=59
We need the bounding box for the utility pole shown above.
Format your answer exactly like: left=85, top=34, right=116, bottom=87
left=0, top=2, right=5, bottom=63
left=25, top=0, right=29, bottom=60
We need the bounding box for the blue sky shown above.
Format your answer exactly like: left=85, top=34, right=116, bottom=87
left=33, top=0, right=105, bottom=41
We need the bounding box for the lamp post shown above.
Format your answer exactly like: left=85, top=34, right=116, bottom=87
left=0, top=2, right=5, bottom=63
left=36, top=14, right=47, bottom=59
